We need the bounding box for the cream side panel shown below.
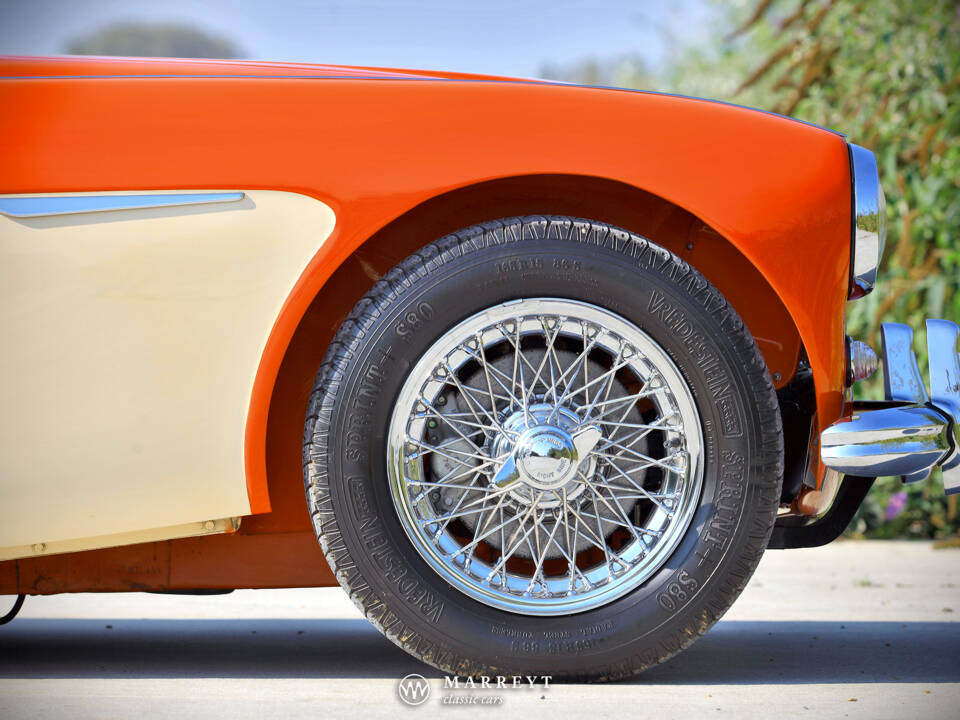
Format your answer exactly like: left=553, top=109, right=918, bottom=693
left=0, top=517, right=240, bottom=562
left=0, top=191, right=335, bottom=554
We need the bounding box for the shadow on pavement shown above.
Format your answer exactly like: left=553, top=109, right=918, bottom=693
left=0, top=619, right=957, bottom=683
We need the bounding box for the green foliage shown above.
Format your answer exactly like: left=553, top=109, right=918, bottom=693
left=65, top=22, right=243, bottom=59
left=553, top=0, right=960, bottom=538
left=678, top=0, right=960, bottom=539
left=848, top=472, right=958, bottom=539
left=706, top=1, right=960, bottom=376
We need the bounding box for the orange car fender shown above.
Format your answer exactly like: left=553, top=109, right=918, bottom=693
left=0, top=62, right=851, bottom=516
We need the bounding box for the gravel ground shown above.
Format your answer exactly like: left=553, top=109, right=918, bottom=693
left=1, top=539, right=958, bottom=719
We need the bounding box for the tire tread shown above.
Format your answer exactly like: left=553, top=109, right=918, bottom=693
left=303, top=216, right=783, bottom=681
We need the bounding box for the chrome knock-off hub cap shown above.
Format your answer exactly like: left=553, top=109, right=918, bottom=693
left=488, top=404, right=599, bottom=507
left=514, top=424, right=578, bottom=489
left=388, top=298, right=704, bottom=615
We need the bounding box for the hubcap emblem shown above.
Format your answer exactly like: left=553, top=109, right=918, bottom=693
left=515, top=426, right=576, bottom=489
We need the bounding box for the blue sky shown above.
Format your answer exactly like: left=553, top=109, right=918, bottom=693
left=0, top=0, right=715, bottom=79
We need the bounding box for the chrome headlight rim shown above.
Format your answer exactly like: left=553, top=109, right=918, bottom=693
left=849, top=143, right=887, bottom=298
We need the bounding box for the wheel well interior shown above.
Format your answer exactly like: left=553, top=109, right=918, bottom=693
left=244, top=173, right=803, bottom=533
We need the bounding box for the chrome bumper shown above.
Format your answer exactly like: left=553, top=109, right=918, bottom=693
left=821, top=319, right=960, bottom=494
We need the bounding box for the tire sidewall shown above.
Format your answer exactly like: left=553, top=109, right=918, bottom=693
left=316, top=227, right=775, bottom=676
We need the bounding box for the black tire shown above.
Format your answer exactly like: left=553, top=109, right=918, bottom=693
left=303, top=216, right=783, bottom=681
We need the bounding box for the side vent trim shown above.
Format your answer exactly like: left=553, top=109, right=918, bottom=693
left=0, top=192, right=245, bottom=218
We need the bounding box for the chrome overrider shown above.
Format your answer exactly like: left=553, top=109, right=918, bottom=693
left=821, top=320, right=960, bottom=494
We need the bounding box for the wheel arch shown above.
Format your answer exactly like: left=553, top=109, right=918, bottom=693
left=243, top=173, right=803, bottom=528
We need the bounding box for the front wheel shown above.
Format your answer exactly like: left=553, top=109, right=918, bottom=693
left=303, top=216, right=782, bottom=681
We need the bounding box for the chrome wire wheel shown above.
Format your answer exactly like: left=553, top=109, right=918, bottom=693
left=387, top=298, right=704, bottom=615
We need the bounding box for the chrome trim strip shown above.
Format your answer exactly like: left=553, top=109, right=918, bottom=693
left=849, top=143, right=886, bottom=297
left=0, top=192, right=245, bottom=218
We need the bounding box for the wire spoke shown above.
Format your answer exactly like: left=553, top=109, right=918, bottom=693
left=593, top=460, right=675, bottom=516
left=407, top=435, right=490, bottom=464
left=597, top=437, right=688, bottom=474
left=580, top=386, right=663, bottom=424
left=456, top=382, right=516, bottom=413
left=442, top=361, right=509, bottom=435
left=415, top=409, right=500, bottom=436
left=460, top=349, right=525, bottom=412
left=388, top=301, right=702, bottom=611
left=496, top=321, right=545, bottom=399
left=524, top=319, right=564, bottom=401
left=581, top=478, right=650, bottom=551
left=419, top=400, right=491, bottom=451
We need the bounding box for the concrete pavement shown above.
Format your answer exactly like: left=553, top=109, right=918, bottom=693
left=1, top=540, right=958, bottom=718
